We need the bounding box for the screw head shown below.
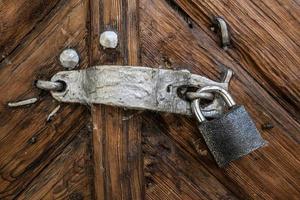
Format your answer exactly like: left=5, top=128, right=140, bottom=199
left=99, top=31, right=118, bottom=49
left=59, top=49, right=79, bottom=69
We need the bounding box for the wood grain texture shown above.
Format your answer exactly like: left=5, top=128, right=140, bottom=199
left=17, top=127, right=93, bottom=200
left=174, top=0, right=300, bottom=122
left=90, top=0, right=144, bottom=199
left=0, top=0, right=61, bottom=61
left=140, top=0, right=300, bottom=199
left=0, top=0, right=299, bottom=199
left=142, top=112, right=239, bottom=200
left=0, top=0, right=92, bottom=199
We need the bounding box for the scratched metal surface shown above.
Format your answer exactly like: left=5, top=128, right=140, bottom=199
left=50, top=65, right=229, bottom=116
left=198, top=105, right=267, bottom=167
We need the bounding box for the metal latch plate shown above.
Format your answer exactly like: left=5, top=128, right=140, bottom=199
left=50, top=65, right=229, bottom=116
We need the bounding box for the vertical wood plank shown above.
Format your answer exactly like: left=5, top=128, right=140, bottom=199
left=89, top=0, right=144, bottom=199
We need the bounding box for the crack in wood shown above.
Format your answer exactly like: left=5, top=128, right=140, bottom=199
left=165, top=0, right=194, bottom=29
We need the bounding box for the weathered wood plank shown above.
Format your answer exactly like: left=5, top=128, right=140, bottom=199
left=140, top=0, right=300, bottom=199
left=0, top=0, right=61, bottom=61
left=1, top=0, right=298, bottom=199
left=90, top=0, right=144, bottom=199
left=141, top=0, right=300, bottom=141
left=17, top=127, right=93, bottom=200
left=174, top=0, right=300, bottom=121
left=0, top=0, right=91, bottom=199
left=142, top=113, right=239, bottom=200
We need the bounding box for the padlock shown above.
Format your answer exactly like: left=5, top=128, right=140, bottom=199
left=191, top=86, right=267, bottom=167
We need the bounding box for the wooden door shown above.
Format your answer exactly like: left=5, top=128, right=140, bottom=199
left=0, top=0, right=299, bottom=199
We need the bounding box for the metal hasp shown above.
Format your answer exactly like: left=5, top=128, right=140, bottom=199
left=191, top=86, right=267, bottom=167
left=49, top=65, right=231, bottom=117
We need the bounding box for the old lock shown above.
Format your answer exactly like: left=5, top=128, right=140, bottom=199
left=191, top=86, right=267, bottom=167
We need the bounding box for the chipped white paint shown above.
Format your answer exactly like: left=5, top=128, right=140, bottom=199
left=50, top=66, right=230, bottom=117
left=59, top=49, right=79, bottom=69
left=99, top=31, right=118, bottom=48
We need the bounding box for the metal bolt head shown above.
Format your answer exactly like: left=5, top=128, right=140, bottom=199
left=59, top=48, right=79, bottom=69
left=99, top=31, right=118, bottom=49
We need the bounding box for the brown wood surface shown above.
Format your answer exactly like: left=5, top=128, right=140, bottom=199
left=0, top=0, right=61, bottom=60
left=0, top=0, right=299, bottom=199
left=0, top=0, right=93, bottom=199
left=90, top=0, right=144, bottom=199
left=140, top=0, right=300, bottom=199
left=17, top=128, right=93, bottom=200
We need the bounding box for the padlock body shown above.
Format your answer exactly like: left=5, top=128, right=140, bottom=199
left=198, top=105, right=266, bottom=167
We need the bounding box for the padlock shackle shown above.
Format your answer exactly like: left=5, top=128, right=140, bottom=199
left=191, top=86, right=236, bottom=123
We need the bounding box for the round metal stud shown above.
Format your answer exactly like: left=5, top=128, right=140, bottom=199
left=99, top=31, right=118, bottom=49
left=59, top=48, right=79, bottom=69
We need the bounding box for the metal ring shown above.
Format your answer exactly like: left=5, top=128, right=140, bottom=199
left=192, top=99, right=207, bottom=122
left=36, top=80, right=64, bottom=91
left=191, top=86, right=236, bottom=123
left=186, top=91, right=214, bottom=100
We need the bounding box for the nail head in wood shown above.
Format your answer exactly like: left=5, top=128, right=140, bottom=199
left=99, top=31, right=118, bottom=49
left=59, top=48, right=79, bottom=69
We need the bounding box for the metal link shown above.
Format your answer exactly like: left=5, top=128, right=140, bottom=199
left=191, top=86, right=236, bottom=123
left=36, top=80, right=64, bottom=91
left=186, top=91, right=214, bottom=100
